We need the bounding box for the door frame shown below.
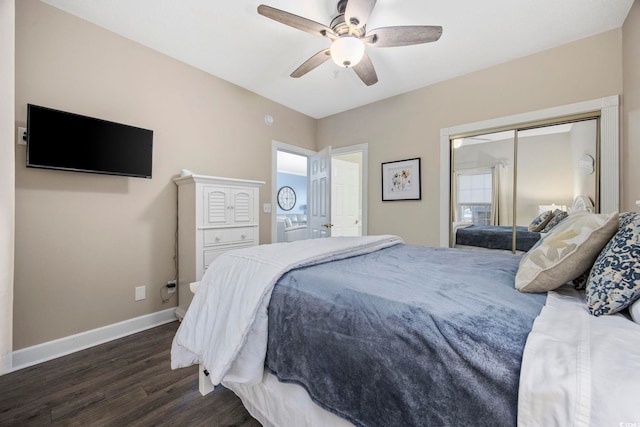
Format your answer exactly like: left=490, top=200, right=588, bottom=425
left=271, top=141, right=316, bottom=243
left=271, top=141, right=369, bottom=242
left=332, top=143, right=369, bottom=237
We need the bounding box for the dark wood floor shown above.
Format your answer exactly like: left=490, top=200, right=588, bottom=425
left=0, top=321, right=261, bottom=426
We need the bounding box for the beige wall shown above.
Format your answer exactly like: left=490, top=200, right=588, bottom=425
left=13, top=0, right=316, bottom=349
left=318, top=29, right=623, bottom=245
left=623, top=0, right=640, bottom=212
left=569, top=120, right=598, bottom=206
left=517, top=133, right=574, bottom=224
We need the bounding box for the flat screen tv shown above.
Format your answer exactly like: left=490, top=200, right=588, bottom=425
left=27, top=104, right=153, bottom=178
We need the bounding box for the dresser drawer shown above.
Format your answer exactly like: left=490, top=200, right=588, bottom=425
left=203, top=241, right=255, bottom=271
left=203, top=227, right=256, bottom=247
left=203, top=250, right=223, bottom=271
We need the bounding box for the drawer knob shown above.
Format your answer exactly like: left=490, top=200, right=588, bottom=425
left=241, top=234, right=246, bottom=239
left=215, top=237, right=220, bottom=242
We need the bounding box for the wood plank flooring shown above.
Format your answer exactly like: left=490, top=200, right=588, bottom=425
left=0, top=321, right=261, bottom=426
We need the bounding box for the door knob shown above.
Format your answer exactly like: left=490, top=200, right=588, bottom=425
left=322, top=223, right=334, bottom=228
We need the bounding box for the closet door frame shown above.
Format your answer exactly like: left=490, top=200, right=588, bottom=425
left=439, top=95, right=619, bottom=248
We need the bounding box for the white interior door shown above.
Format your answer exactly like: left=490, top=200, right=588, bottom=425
left=309, top=147, right=332, bottom=238
left=331, top=158, right=361, bottom=236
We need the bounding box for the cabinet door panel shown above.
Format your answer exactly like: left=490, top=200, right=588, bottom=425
left=232, top=190, right=254, bottom=224
left=204, top=187, right=229, bottom=225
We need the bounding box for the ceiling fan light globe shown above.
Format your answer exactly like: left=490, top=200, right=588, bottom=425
left=330, top=37, right=365, bottom=68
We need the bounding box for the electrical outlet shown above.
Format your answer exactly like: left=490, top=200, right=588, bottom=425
left=135, top=285, right=146, bottom=301
left=17, top=127, right=27, bottom=145
left=263, top=203, right=272, bottom=213
left=167, top=280, right=177, bottom=294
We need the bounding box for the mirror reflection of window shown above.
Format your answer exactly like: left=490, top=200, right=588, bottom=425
left=456, top=171, right=492, bottom=225
left=452, top=131, right=515, bottom=227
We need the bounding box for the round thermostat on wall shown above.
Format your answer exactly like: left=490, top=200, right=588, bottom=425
left=264, top=114, right=274, bottom=126
left=277, top=186, right=296, bottom=211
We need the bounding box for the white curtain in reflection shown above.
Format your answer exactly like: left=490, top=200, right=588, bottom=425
left=491, top=164, right=509, bottom=226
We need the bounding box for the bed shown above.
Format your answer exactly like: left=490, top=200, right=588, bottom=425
left=455, top=224, right=541, bottom=252
left=453, top=196, right=595, bottom=253
left=172, top=214, right=640, bottom=426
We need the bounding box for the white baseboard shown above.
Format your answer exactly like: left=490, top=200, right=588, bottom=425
left=174, top=307, right=186, bottom=321
left=0, top=352, right=11, bottom=376
left=10, top=308, right=178, bottom=373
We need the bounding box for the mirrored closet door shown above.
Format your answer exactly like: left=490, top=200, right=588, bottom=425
left=450, top=116, right=599, bottom=253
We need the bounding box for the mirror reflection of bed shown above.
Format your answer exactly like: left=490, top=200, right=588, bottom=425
left=451, top=118, right=598, bottom=253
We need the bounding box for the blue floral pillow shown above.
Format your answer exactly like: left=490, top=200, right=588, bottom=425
left=541, top=209, right=569, bottom=233
left=586, top=212, right=640, bottom=316
left=528, top=210, right=553, bottom=232
left=619, top=211, right=639, bottom=229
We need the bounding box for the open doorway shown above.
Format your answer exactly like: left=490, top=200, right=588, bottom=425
left=275, top=150, right=309, bottom=243
left=331, top=147, right=367, bottom=237
left=271, top=141, right=368, bottom=243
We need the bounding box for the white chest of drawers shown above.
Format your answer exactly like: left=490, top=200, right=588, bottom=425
left=173, top=174, right=264, bottom=320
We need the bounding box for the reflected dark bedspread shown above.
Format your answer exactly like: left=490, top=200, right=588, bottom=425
left=456, top=225, right=541, bottom=252
left=265, top=244, right=546, bottom=427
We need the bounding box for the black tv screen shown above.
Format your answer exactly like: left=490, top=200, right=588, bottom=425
left=27, top=104, right=153, bottom=178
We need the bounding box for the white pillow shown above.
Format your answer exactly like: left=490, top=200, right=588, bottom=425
left=515, top=211, right=619, bottom=293
left=284, top=217, right=293, bottom=228
left=630, top=299, right=640, bottom=324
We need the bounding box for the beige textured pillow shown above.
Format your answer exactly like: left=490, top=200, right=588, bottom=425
left=515, top=211, right=619, bottom=293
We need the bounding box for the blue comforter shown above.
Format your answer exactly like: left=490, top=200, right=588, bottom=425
left=456, top=225, right=541, bottom=251
left=265, top=245, right=546, bottom=426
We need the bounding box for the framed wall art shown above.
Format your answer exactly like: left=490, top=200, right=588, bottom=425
left=381, top=158, right=421, bottom=201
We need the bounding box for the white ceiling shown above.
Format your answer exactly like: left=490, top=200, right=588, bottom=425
left=41, top=0, right=634, bottom=119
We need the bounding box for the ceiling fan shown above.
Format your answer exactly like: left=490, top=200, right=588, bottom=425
left=257, top=0, right=443, bottom=86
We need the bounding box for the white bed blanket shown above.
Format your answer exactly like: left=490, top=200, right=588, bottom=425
left=518, top=286, right=640, bottom=426
left=171, top=235, right=403, bottom=385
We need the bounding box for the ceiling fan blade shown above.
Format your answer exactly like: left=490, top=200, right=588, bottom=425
left=352, top=52, right=378, bottom=86
left=290, top=49, right=332, bottom=78
left=364, top=26, right=443, bottom=47
left=258, top=5, right=337, bottom=39
left=345, top=0, right=377, bottom=29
